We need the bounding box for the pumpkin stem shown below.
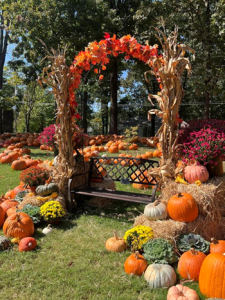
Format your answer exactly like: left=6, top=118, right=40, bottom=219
left=211, top=237, right=219, bottom=244
left=153, top=200, right=160, bottom=206
left=177, top=192, right=183, bottom=198
left=16, top=213, right=20, bottom=222
left=190, top=248, right=197, bottom=255
left=113, top=231, right=119, bottom=240
left=135, top=251, right=139, bottom=259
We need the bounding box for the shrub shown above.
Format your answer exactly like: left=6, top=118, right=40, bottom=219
left=20, top=166, right=49, bottom=187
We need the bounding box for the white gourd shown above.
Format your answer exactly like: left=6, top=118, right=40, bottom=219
left=42, top=224, right=52, bottom=235
left=144, top=264, right=176, bottom=288
left=144, top=200, right=167, bottom=220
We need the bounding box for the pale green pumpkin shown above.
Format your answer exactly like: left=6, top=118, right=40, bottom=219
left=36, top=183, right=58, bottom=196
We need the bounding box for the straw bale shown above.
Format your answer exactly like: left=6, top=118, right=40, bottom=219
left=20, top=193, right=65, bottom=209
left=134, top=176, right=225, bottom=242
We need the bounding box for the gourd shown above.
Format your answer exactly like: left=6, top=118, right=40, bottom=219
left=124, top=251, right=148, bottom=276
left=167, top=284, right=199, bottom=300
left=199, top=253, right=225, bottom=298
left=36, top=192, right=58, bottom=202
left=184, top=164, right=209, bottom=184
left=36, top=183, right=58, bottom=196
left=167, top=192, right=198, bottom=222
left=3, top=212, right=34, bottom=238
left=0, top=236, right=11, bottom=251
left=178, top=248, right=206, bottom=281
left=105, top=231, right=127, bottom=252
left=19, top=237, right=37, bottom=252
left=210, top=238, right=225, bottom=254
left=144, top=264, right=176, bottom=288
left=144, top=200, right=167, bottom=220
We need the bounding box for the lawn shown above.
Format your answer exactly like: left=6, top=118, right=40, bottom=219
left=0, top=146, right=210, bottom=300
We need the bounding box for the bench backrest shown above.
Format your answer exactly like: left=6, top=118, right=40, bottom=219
left=89, top=156, right=159, bottom=185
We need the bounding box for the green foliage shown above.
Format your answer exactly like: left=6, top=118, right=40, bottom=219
left=143, top=238, right=178, bottom=264
left=17, top=204, right=41, bottom=224
left=124, top=126, right=138, bottom=143
left=177, top=234, right=210, bottom=254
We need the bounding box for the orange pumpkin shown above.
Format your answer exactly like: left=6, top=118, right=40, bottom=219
left=1, top=199, right=19, bottom=213
left=167, top=192, right=198, bottom=222
left=3, top=212, right=34, bottom=238
left=10, top=185, right=29, bottom=199
left=184, top=164, right=209, bottom=184
left=109, top=145, right=119, bottom=153
left=153, top=149, right=162, bottom=157
left=11, top=160, right=27, bottom=170
left=105, top=231, right=127, bottom=252
left=178, top=248, right=206, bottom=281
left=0, top=206, right=6, bottom=227
left=6, top=206, right=18, bottom=218
left=167, top=284, right=199, bottom=300
left=210, top=238, right=225, bottom=254
left=124, top=251, right=148, bottom=276
left=128, top=143, right=138, bottom=150
left=19, top=237, right=37, bottom=252
left=199, top=253, right=225, bottom=298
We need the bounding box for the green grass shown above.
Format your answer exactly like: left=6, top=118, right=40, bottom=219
left=0, top=146, right=211, bottom=299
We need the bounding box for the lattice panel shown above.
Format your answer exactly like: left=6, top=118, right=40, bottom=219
left=90, top=157, right=159, bottom=184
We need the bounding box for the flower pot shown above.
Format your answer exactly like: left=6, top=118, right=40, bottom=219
left=207, top=156, right=224, bottom=177
left=48, top=219, right=60, bottom=225
left=29, top=186, right=37, bottom=193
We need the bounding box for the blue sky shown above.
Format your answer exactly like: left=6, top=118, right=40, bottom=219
left=5, top=44, right=15, bottom=64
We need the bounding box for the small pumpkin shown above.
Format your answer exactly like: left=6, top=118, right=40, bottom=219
left=210, top=238, right=225, bottom=254
left=0, top=199, right=19, bottom=213
left=144, top=264, right=176, bottom=288
left=36, top=183, right=58, bottom=196
left=19, top=237, right=37, bottom=252
left=124, top=251, right=148, bottom=276
left=184, top=164, right=209, bottom=184
left=167, top=192, right=198, bottom=223
left=199, top=253, right=225, bottom=298
left=105, top=231, right=127, bottom=252
left=3, top=212, right=34, bottom=238
left=167, top=284, right=199, bottom=300
left=144, top=200, right=167, bottom=220
left=178, top=248, right=206, bottom=281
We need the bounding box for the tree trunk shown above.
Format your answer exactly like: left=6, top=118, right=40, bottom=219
left=109, top=58, right=118, bottom=134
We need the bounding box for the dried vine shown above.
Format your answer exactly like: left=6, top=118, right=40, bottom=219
left=145, top=25, right=195, bottom=183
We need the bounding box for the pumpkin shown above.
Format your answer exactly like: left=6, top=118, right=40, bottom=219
left=124, top=251, right=148, bottom=276
left=1, top=152, right=20, bottom=164
left=184, top=164, right=209, bottom=184
left=0, top=206, right=6, bottom=227
left=11, top=159, right=27, bottom=170
left=19, top=237, right=37, bottom=252
left=10, top=185, right=30, bottom=199
left=0, top=199, right=19, bottom=213
left=167, top=192, right=198, bottom=222
left=91, top=165, right=107, bottom=183
left=144, top=264, right=176, bottom=288
left=3, top=212, right=34, bottom=238
left=6, top=206, right=18, bottom=217
left=178, top=248, right=206, bottom=281
left=105, top=231, right=127, bottom=252
left=199, top=253, right=225, bottom=298
left=167, top=284, right=199, bottom=300
left=109, top=144, right=119, bottom=153
left=129, top=144, right=138, bottom=150
left=25, top=159, right=39, bottom=168
left=144, top=200, right=167, bottom=220
left=153, top=149, right=162, bottom=157
left=36, top=183, right=58, bottom=196
left=5, top=190, right=13, bottom=199
left=210, top=238, right=225, bottom=254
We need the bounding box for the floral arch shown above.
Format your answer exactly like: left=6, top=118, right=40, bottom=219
left=40, top=28, right=193, bottom=205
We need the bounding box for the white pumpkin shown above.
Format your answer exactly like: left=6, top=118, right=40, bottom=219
left=144, top=200, right=167, bottom=220
left=144, top=264, right=176, bottom=288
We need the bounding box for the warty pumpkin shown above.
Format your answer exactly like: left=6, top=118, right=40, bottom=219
left=124, top=251, right=148, bottom=276
left=3, top=212, right=34, bottom=238
left=167, top=192, right=198, bottom=222
left=0, top=206, right=6, bottom=227
left=167, top=284, right=199, bottom=300
left=178, top=248, right=206, bottom=281
left=36, top=182, right=58, bottom=196
left=105, top=231, right=127, bottom=252
left=199, top=253, right=225, bottom=298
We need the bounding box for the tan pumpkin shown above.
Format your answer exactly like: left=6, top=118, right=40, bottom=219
left=144, top=200, right=167, bottom=220
left=144, top=264, right=176, bottom=288
left=184, top=164, right=209, bottom=184
left=167, top=284, right=199, bottom=300
left=105, top=231, right=127, bottom=252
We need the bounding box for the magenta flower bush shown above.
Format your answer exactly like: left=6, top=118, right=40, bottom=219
left=38, top=124, right=57, bottom=151
left=178, top=127, right=225, bottom=167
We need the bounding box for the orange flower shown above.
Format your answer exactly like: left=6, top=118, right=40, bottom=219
left=99, top=75, right=104, bottom=80
left=94, top=68, right=98, bottom=74
left=102, top=65, right=106, bottom=70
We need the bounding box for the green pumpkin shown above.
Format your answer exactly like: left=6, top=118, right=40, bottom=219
left=0, top=236, right=11, bottom=251
left=36, top=183, right=58, bottom=196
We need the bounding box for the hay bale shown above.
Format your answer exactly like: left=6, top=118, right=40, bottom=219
left=134, top=176, right=225, bottom=242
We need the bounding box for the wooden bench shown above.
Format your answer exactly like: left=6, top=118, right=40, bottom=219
left=68, top=156, right=159, bottom=210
